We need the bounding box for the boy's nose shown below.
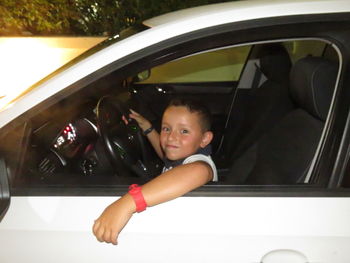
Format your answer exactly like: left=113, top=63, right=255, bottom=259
left=168, top=130, right=178, bottom=141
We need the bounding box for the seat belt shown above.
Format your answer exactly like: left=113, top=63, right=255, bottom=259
left=251, top=62, right=263, bottom=91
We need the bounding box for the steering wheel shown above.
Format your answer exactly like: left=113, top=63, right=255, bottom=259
left=96, top=96, right=153, bottom=178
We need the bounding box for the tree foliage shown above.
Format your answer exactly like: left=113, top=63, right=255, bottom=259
left=0, top=0, right=77, bottom=35
left=0, top=0, right=235, bottom=36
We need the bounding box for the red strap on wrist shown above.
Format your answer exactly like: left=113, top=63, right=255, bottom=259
left=128, top=184, right=147, bottom=213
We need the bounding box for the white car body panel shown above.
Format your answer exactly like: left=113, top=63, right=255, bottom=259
left=1, top=0, right=350, bottom=262
left=1, top=196, right=350, bottom=262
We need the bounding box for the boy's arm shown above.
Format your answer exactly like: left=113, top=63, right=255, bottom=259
left=92, top=161, right=213, bottom=245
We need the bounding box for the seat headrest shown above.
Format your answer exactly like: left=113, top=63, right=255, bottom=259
left=290, top=56, right=338, bottom=121
left=255, top=43, right=292, bottom=82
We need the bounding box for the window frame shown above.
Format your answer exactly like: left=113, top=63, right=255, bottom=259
left=4, top=13, right=350, bottom=197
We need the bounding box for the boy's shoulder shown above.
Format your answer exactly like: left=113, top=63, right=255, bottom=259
left=183, top=154, right=218, bottom=182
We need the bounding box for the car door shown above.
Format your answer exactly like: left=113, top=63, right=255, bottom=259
left=1, top=8, right=350, bottom=263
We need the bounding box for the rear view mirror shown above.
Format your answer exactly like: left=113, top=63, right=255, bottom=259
left=135, top=70, right=151, bottom=82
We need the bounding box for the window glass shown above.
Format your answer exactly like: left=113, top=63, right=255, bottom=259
left=138, top=46, right=251, bottom=83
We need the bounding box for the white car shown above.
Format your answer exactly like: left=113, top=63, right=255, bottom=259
left=1, top=0, right=350, bottom=262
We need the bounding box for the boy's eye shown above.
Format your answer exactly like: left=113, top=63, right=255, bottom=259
left=162, top=127, right=170, bottom=132
left=181, top=129, right=189, bottom=134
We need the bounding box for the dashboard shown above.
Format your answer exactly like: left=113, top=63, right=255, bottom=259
left=10, top=89, right=160, bottom=183
left=52, top=119, right=97, bottom=159
left=35, top=117, right=101, bottom=178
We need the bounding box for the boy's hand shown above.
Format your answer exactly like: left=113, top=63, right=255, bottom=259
left=92, top=195, right=135, bottom=245
left=123, top=108, right=163, bottom=159
left=125, top=109, right=152, bottom=132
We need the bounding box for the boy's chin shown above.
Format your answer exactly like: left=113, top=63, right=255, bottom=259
left=164, top=148, right=196, bottom=161
left=165, top=153, right=185, bottom=161
left=165, top=155, right=179, bottom=161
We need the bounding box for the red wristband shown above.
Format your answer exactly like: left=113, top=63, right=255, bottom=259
left=128, top=184, right=147, bottom=213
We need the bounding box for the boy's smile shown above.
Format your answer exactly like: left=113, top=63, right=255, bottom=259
left=160, top=105, right=212, bottom=161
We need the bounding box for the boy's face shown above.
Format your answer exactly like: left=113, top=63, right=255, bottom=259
left=160, top=106, right=213, bottom=161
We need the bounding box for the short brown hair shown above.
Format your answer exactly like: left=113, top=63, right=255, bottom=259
left=167, top=98, right=212, bottom=132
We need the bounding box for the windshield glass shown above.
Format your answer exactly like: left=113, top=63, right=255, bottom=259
left=0, top=24, right=148, bottom=112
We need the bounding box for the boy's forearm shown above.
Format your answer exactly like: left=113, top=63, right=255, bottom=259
left=93, top=162, right=212, bottom=244
left=140, top=162, right=212, bottom=207
left=113, top=163, right=211, bottom=218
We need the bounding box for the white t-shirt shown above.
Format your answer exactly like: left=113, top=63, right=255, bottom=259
left=162, top=154, right=218, bottom=182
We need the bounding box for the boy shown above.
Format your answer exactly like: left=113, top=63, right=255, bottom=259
left=92, top=98, right=217, bottom=245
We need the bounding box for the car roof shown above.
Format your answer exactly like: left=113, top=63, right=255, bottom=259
left=143, top=0, right=350, bottom=28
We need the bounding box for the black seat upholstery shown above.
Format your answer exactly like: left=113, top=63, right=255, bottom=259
left=218, top=43, right=293, bottom=164
left=228, top=56, right=338, bottom=184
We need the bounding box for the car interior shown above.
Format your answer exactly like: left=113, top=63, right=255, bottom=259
left=225, top=55, right=338, bottom=185
left=0, top=39, right=340, bottom=189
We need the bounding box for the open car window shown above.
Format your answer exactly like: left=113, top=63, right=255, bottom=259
left=0, top=37, right=341, bottom=194
left=136, top=45, right=251, bottom=83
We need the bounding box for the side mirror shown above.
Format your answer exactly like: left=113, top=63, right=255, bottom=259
left=0, top=158, right=10, bottom=222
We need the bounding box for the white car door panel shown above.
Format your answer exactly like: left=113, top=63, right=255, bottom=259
left=1, top=196, right=349, bottom=262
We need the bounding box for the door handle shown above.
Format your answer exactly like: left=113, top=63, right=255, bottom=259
left=261, top=249, right=308, bottom=263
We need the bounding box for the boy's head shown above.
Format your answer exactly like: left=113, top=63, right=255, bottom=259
left=167, top=98, right=212, bottom=132
left=160, top=98, right=213, bottom=160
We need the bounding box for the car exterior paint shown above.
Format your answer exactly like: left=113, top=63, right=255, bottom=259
left=1, top=1, right=350, bottom=262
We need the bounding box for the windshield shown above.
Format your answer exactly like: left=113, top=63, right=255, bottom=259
left=0, top=24, right=148, bottom=112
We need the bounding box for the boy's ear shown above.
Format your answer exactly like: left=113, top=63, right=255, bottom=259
left=200, top=131, right=213, bottom=148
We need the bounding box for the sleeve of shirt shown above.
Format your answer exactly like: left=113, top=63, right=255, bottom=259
left=182, top=154, right=218, bottom=182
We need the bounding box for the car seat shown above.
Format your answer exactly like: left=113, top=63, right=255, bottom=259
left=217, top=43, right=294, bottom=166
left=228, top=56, right=338, bottom=184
